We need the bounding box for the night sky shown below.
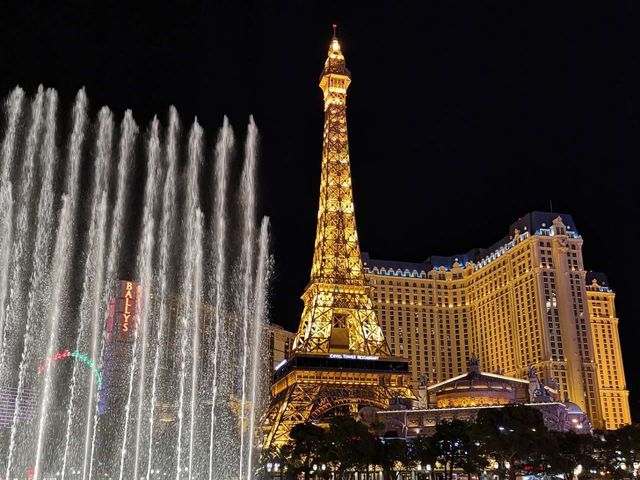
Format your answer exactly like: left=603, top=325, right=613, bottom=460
left=1, top=1, right=637, bottom=421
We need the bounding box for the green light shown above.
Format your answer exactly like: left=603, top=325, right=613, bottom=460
left=71, top=350, right=103, bottom=388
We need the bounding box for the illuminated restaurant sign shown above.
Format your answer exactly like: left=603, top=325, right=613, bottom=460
left=329, top=354, right=379, bottom=361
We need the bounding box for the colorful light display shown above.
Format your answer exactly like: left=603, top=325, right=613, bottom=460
left=38, top=349, right=103, bottom=388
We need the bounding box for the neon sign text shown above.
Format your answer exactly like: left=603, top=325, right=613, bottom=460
left=122, top=281, right=135, bottom=332
left=329, top=354, right=379, bottom=361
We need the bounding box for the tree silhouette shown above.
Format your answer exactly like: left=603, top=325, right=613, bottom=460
left=472, top=404, right=550, bottom=480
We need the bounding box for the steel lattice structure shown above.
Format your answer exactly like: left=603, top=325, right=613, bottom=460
left=262, top=30, right=413, bottom=450
left=294, top=30, right=389, bottom=356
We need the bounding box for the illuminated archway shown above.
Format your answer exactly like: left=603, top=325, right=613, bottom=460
left=310, top=397, right=388, bottom=420
left=38, top=349, right=103, bottom=388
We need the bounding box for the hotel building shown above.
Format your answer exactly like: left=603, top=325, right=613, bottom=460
left=585, top=273, right=631, bottom=429
left=362, top=211, right=630, bottom=429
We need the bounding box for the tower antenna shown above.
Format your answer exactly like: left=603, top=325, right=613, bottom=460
left=332, top=24, right=337, bottom=38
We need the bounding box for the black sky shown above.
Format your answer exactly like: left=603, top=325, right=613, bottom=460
left=1, top=1, right=638, bottom=421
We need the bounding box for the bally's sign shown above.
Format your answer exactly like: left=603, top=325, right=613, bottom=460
left=117, top=280, right=141, bottom=340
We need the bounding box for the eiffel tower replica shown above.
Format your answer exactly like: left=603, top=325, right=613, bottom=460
left=262, top=27, right=414, bottom=449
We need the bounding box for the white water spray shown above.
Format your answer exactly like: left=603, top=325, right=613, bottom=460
left=0, top=87, right=269, bottom=480
left=4, top=88, right=47, bottom=479
left=187, top=211, right=204, bottom=479
left=175, top=120, right=203, bottom=480
left=119, top=117, right=161, bottom=480
left=1, top=87, right=45, bottom=384
left=132, top=117, right=162, bottom=480
left=32, top=194, right=73, bottom=479
left=0, top=87, right=25, bottom=347
left=208, top=117, right=234, bottom=480
left=246, top=218, right=270, bottom=479
left=88, top=109, right=137, bottom=480
left=145, top=106, right=179, bottom=479
left=238, top=117, right=258, bottom=480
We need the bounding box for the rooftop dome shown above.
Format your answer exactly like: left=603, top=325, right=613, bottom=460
left=427, top=357, right=530, bottom=408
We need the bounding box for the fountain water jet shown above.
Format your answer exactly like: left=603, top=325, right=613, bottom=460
left=238, top=116, right=258, bottom=480
left=0, top=87, right=271, bottom=480
left=175, top=120, right=203, bottom=480
left=88, top=108, right=137, bottom=480
left=4, top=87, right=48, bottom=479
left=0, top=87, right=25, bottom=348
left=187, top=210, right=204, bottom=480
left=132, top=116, right=162, bottom=480
left=247, top=218, right=271, bottom=479
left=145, top=106, right=178, bottom=480
left=208, top=116, right=233, bottom=480
left=1, top=87, right=45, bottom=388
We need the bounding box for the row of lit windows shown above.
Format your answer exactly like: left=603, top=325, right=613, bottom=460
left=366, top=235, right=624, bottom=427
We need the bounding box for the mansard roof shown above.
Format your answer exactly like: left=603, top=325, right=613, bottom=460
left=362, top=210, right=581, bottom=272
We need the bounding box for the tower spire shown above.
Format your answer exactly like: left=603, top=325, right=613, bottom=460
left=292, top=31, right=389, bottom=356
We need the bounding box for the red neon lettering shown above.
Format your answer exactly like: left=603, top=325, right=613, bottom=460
left=121, top=282, right=137, bottom=332
left=122, top=313, right=131, bottom=332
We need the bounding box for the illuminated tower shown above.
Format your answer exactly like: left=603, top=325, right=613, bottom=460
left=262, top=28, right=413, bottom=448
left=294, top=27, right=389, bottom=355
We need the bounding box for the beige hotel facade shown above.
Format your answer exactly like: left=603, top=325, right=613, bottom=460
left=360, top=211, right=630, bottom=430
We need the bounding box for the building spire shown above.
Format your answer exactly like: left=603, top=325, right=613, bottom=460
left=319, top=28, right=351, bottom=109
